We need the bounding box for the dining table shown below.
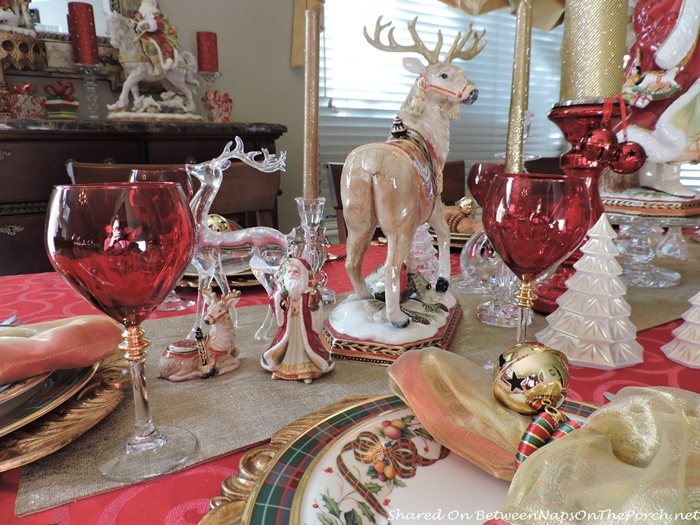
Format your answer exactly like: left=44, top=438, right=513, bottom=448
left=1, top=241, right=699, bottom=525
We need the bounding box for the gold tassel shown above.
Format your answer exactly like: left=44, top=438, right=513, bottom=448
left=449, top=104, right=460, bottom=120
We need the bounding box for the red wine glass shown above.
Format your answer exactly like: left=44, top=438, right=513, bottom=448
left=467, top=162, right=505, bottom=208
left=45, top=182, right=197, bottom=482
left=130, top=167, right=196, bottom=312
left=482, top=173, right=590, bottom=342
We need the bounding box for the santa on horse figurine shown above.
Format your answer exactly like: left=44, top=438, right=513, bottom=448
left=132, top=0, right=179, bottom=75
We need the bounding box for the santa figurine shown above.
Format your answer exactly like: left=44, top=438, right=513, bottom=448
left=132, top=0, right=180, bottom=75
left=621, top=0, right=700, bottom=197
left=261, top=257, right=334, bottom=384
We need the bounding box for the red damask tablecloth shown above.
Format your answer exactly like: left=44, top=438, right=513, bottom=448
left=0, top=244, right=697, bottom=524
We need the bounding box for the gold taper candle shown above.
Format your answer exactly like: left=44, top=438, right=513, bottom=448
left=504, top=0, right=533, bottom=174
left=559, top=0, right=626, bottom=102
left=303, top=2, right=322, bottom=200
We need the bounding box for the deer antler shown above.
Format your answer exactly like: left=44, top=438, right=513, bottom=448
left=364, top=16, right=443, bottom=65
left=443, top=23, right=486, bottom=63
left=226, top=137, right=287, bottom=173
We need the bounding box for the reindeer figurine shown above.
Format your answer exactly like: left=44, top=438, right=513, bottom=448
left=184, top=138, right=288, bottom=340
left=342, top=17, right=485, bottom=328
left=159, top=290, right=242, bottom=382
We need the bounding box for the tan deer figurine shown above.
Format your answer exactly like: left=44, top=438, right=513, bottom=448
left=158, top=290, right=241, bottom=382
left=342, top=17, right=485, bottom=327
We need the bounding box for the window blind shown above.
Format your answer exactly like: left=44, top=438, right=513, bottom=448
left=317, top=0, right=566, bottom=240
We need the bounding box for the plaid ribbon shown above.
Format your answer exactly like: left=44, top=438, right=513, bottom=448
left=515, top=395, right=582, bottom=469
left=336, top=430, right=449, bottom=518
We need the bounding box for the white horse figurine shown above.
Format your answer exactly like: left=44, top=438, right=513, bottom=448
left=158, top=290, right=241, bottom=382
left=342, top=17, right=484, bottom=327
left=186, top=138, right=288, bottom=339
left=104, top=10, right=199, bottom=113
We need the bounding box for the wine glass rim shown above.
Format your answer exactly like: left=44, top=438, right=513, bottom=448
left=55, top=182, right=181, bottom=191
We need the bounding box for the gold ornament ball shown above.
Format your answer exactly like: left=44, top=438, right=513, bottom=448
left=207, top=214, right=233, bottom=232
left=457, top=196, right=477, bottom=217
left=492, top=342, right=570, bottom=415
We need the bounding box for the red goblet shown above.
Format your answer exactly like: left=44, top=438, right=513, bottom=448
left=45, top=182, right=197, bottom=482
left=467, top=162, right=505, bottom=207
left=130, top=167, right=196, bottom=312
left=482, top=173, right=591, bottom=342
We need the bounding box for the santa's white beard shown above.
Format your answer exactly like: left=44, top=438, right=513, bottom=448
left=139, top=2, right=158, bottom=16
left=284, top=275, right=306, bottom=300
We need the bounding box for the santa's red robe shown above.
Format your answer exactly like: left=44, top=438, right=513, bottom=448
left=623, top=0, right=700, bottom=163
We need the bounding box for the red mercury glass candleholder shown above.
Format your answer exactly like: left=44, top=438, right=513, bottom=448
left=533, top=100, right=646, bottom=315
left=197, top=31, right=218, bottom=74
left=67, top=2, right=99, bottom=66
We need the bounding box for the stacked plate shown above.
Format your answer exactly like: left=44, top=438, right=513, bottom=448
left=239, top=395, right=595, bottom=525
left=0, top=365, right=99, bottom=442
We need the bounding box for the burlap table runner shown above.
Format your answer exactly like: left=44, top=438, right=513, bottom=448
left=15, top=247, right=700, bottom=515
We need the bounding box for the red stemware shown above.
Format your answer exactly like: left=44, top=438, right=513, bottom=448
left=467, top=162, right=505, bottom=207
left=130, top=167, right=197, bottom=312
left=45, top=182, right=197, bottom=482
left=481, top=173, right=590, bottom=342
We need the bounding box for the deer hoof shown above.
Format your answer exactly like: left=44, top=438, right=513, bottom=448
left=436, top=277, right=449, bottom=293
left=303, top=378, right=312, bottom=384
left=391, top=318, right=410, bottom=329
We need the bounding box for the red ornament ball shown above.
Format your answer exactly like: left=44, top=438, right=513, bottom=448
left=581, top=128, right=619, bottom=162
left=610, top=141, right=647, bottom=174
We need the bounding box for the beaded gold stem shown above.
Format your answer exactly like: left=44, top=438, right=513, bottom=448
left=515, top=281, right=537, bottom=342
left=119, top=325, right=151, bottom=362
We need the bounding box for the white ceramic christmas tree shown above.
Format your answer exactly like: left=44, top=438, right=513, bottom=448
left=536, top=213, right=644, bottom=369
left=660, top=291, right=700, bottom=368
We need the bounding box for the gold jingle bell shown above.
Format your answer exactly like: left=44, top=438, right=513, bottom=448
left=492, top=342, right=570, bottom=415
left=457, top=196, right=477, bottom=217
left=207, top=214, right=233, bottom=232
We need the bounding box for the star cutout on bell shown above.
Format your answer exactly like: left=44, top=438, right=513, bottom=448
left=506, top=371, right=523, bottom=392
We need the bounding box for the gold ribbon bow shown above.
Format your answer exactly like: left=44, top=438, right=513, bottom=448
left=336, top=431, right=449, bottom=518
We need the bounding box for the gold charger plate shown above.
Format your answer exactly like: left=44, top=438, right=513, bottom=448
left=0, top=355, right=131, bottom=472
left=429, top=230, right=473, bottom=249
left=179, top=269, right=261, bottom=289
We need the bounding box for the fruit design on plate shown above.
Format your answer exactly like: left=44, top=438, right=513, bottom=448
left=312, top=412, right=449, bottom=525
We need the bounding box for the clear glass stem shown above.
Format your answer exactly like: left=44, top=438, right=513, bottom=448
left=516, top=306, right=529, bottom=343
left=254, top=305, right=276, bottom=340
left=121, top=326, right=156, bottom=440
left=128, top=357, right=157, bottom=441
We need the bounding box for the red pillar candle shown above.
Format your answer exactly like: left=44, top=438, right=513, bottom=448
left=67, top=2, right=99, bottom=65
left=197, top=31, right=218, bottom=73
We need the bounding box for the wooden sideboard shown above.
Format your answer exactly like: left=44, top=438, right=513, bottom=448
left=0, top=119, right=287, bottom=275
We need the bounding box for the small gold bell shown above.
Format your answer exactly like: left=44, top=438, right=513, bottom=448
left=390, top=116, right=407, bottom=138
left=457, top=196, right=477, bottom=218
left=492, top=342, right=570, bottom=415
left=207, top=214, right=233, bottom=232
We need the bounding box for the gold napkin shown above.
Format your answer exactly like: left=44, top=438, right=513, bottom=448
left=500, top=386, right=700, bottom=525
left=0, top=316, right=123, bottom=386
left=388, top=347, right=529, bottom=481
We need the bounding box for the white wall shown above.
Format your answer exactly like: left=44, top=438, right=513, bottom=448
left=160, top=0, right=305, bottom=233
